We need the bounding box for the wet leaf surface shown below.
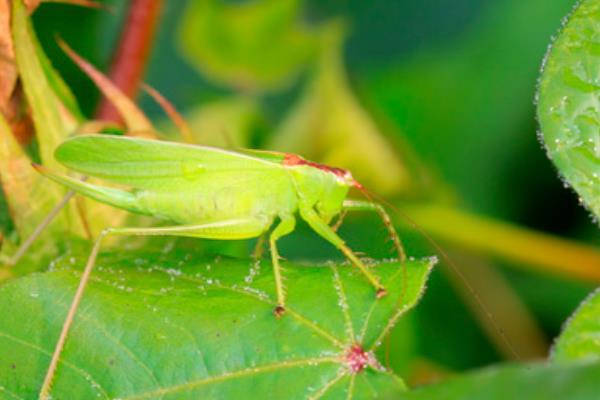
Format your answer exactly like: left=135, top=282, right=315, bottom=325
left=538, top=0, right=600, bottom=220
left=0, top=247, right=433, bottom=398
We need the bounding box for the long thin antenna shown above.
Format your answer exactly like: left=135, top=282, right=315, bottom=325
left=359, top=188, right=522, bottom=362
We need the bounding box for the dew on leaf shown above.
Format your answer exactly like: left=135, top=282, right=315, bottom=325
left=134, top=258, right=146, bottom=266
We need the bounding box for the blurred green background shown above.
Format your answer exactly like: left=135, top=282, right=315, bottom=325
left=25, top=0, right=599, bottom=385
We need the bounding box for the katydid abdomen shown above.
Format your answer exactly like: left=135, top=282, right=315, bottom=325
left=134, top=172, right=299, bottom=235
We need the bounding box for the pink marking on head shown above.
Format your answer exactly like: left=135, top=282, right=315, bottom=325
left=283, top=153, right=354, bottom=183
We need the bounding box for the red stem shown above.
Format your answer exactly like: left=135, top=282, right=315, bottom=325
left=94, top=0, right=163, bottom=124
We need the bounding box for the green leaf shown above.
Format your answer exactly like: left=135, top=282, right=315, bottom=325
left=0, top=188, right=12, bottom=238
left=3, top=0, right=113, bottom=268
left=32, top=27, right=84, bottom=124
left=177, top=0, right=318, bottom=92
left=12, top=0, right=70, bottom=169
left=0, top=248, right=433, bottom=398
left=0, top=113, right=48, bottom=240
left=538, top=0, right=600, bottom=220
left=0, top=112, right=69, bottom=276
left=401, top=360, right=600, bottom=400
left=552, top=288, right=600, bottom=362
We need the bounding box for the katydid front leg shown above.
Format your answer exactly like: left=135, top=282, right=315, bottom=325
left=299, top=206, right=387, bottom=298
left=39, top=218, right=269, bottom=400
left=330, top=210, right=348, bottom=233
left=342, top=200, right=406, bottom=263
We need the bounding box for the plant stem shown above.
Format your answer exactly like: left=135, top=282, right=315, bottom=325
left=95, top=0, right=163, bottom=124
left=401, top=202, right=600, bottom=282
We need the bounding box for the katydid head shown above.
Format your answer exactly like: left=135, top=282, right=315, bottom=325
left=283, top=154, right=356, bottom=223
left=282, top=154, right=355, bottom=186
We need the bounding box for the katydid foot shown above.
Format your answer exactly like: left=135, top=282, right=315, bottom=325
left=273, top=305, right=286, bottom=318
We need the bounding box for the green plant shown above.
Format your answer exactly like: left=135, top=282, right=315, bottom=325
left=1, top=0, right=600, bottom=398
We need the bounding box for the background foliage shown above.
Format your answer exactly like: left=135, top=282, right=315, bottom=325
left=1, top=0, right=600, bottom=398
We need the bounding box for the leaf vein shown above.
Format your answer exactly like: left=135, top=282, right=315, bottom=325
left=0, top=385, right=26, bottom=400
left=50, top=288, right=164, bottom=393
left=330, top=265, right=355, bottom=344
left=368, top=265, right=428, bottom=351
left=347, top=373, right=356, bottom=400
left=0, top=331, right=109, bottom=399
left=122, top=356, right=341, bottom=399
left=154, top=267, right=345, bottom=348
left=308, top=368, right=346, bottom=400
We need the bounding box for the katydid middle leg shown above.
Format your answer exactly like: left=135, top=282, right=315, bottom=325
left=299, top=206, right=387, bottom=298
left=39, top=218, right=269, bottom=400
left=269, top=216, right=296, bottom=316
left=251, top=234, right=267, bottom=261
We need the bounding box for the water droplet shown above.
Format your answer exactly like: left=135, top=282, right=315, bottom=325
left=134, top=258, right=146, bottom=266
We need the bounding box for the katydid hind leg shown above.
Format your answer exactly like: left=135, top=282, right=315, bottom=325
left=269, top=216, right=296, bottom=317
left=39, top=226, right=108, bottom=400
left=299, top=206, right=386, bottom=297
left=39, top=218, right=269, bottom=400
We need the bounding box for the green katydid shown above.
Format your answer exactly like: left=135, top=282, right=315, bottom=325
left=34, top=133, right=406, bottom=398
